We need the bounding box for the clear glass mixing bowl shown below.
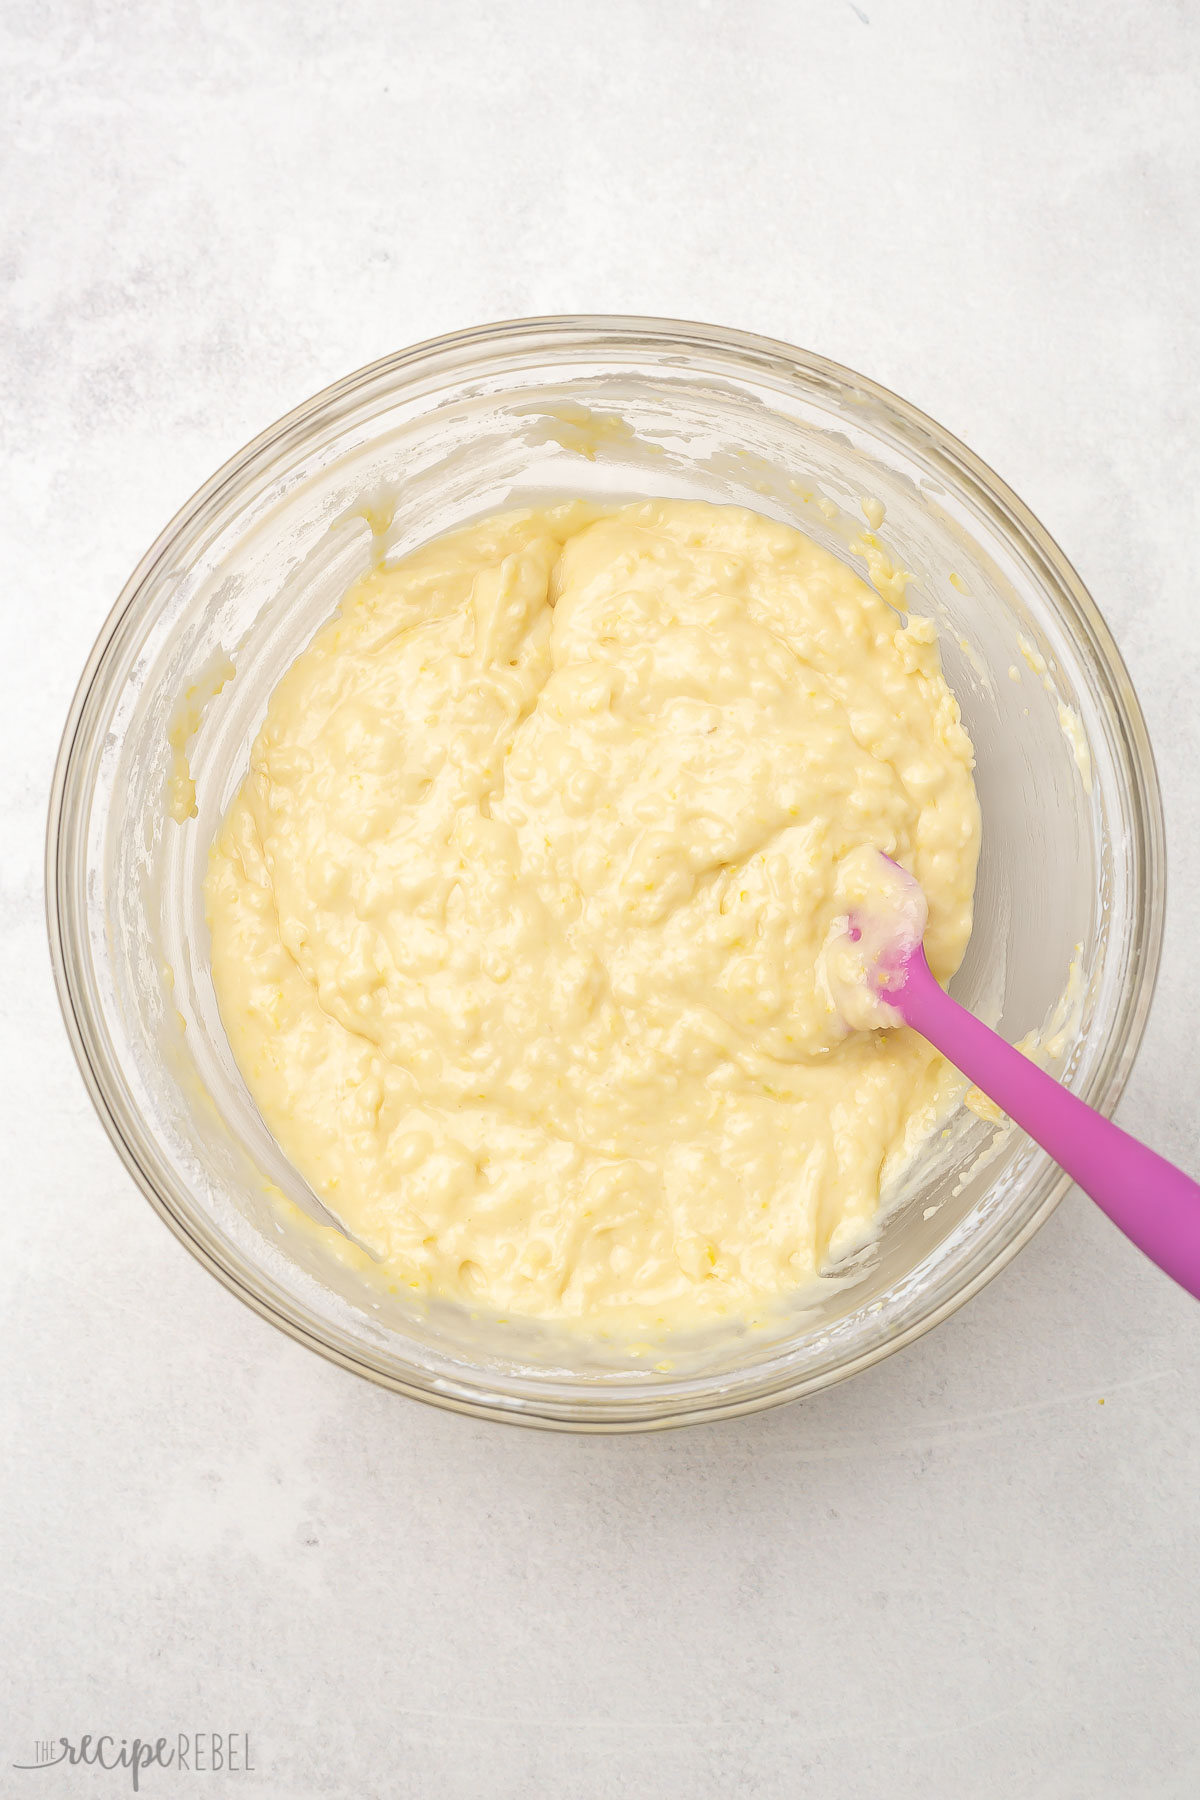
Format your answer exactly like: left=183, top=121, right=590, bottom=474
left=47, top=317, right=1165, bottom=1430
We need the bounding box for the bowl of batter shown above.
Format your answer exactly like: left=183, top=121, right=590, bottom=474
left=48, top=317, right=1164, bottom=1428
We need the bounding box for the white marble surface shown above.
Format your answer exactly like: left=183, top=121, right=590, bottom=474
left=4, top=2, right=1199, bottom=1794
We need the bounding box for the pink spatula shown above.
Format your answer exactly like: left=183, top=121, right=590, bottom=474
left=827, top=852, right=1200, bottom=1300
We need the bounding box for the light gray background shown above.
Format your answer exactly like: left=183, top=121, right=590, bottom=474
left=3, top=2, right=1199, bottom=1795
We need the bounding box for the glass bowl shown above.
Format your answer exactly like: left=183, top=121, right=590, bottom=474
left=47, top=316, right=1164, bottom=1431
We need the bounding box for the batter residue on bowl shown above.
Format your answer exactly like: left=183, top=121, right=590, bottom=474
left=205, top=499, right=980, bottom=1328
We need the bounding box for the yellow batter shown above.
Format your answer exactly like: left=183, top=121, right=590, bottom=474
left=206, top=500, right=980, bottom=1328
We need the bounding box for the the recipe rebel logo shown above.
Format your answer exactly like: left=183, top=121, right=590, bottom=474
left=13, top=1733, right=256, bottom=1790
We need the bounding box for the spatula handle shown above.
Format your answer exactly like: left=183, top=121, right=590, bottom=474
left=896, top=949, right=1200, bottom=1300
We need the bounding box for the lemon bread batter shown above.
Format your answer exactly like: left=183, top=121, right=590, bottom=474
left=206, top=500, right=980, bottom=1327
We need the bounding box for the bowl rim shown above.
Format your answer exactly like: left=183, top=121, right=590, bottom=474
left=45, top=312, right=1167, bottom=1431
